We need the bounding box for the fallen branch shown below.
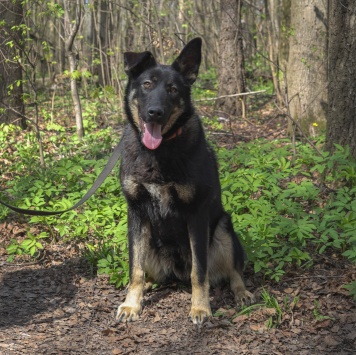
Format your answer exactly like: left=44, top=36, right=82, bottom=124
left=195, top=90, right=266, bottom=102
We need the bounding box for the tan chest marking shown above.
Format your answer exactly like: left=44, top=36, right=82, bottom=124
left=122, top=176, right=195, bottom=209
left=143, top=183, right=172, bottom=216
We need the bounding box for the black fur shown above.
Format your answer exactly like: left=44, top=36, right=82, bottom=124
left=116, top=38, right=253, bottom=324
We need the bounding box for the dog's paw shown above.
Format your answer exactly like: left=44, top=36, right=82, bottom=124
left=235, top=290, right=255, bottom=306
left=189, top=306, right=212, bottom=325
left=116, top=303, right=142, bottom=322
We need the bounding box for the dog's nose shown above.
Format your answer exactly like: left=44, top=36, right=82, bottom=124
left=147, top=106, right=164, bottom=121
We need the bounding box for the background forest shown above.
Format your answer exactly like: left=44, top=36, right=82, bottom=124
left=1, top=0, right=356, bottom=301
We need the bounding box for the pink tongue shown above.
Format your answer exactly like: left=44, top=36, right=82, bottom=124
left=142, top=122, right=162, bottom=150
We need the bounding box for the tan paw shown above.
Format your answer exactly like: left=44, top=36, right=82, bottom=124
left=235, top=290, right=255, bottom=306
left=189, top=306, right=212, bottom=324
left=116, top=303, right=142, bottom=322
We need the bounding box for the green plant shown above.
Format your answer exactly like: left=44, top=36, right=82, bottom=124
left=260, top=289, right=283, bottom=328
left=343, top=281, right=356, bottom=301
left=216, top=137, right=356, bottom=283
left=2, top=117, right=356, bottom=294
left=313, top=300, right=334, bottom=322
left=1, top=121, right=129, bottom=286
left=6, top=231, right=48, bottom=261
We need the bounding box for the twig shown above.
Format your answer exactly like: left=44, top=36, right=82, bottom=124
left=195, top=90, right=266, bottom=102
left=1, top=102, right=40, bottom=130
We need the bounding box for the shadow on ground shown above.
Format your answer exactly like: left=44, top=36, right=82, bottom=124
left=0, top=258, right=89, bottom=327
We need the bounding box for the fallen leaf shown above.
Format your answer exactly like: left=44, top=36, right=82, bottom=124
left=102, top=328, right=115, bottom=336
left=290, top=327, right=301, bottom=334
left=262, top=308, right=277, bottom=316
left=250, top=323, right=265, bottom=332
left=153, top=313, right=161, bottom=322
left=324, top=335, right=340, bottom=347
left=315, top=319, right=331, bottom=329
left=232, top=315, right=248, bottom=324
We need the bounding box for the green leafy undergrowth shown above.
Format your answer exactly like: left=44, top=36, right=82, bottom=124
left=1, top=123, right=356, bottom=295
left=219, top=138, right=356, bottom=289
left=0, top=122, right=128, bottom=287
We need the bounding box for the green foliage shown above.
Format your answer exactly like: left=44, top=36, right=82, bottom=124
left=313, top=300, right=335, bottom=322
left=0, top=120, right=128, bottom=287
left=218, top=138, right=356, bottom=284
left=1, top=120, right=356, bottom=295
left=84, top=237, right=129, bottom=288
left=260, top=289, right=283, bottom=328
left=192, top=67, right=217, bottom=102
left=6, top=231, right=47, bottom=261
left=343, top=281, right=356, bottom=301
left=237, top=289, right=299, bottom=328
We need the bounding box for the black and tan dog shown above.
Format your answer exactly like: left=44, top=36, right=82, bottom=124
left=116, top=38, right=254, bottom=324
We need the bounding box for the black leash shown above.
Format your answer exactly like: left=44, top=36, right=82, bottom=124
left=0, top=140, right=122, bottom=216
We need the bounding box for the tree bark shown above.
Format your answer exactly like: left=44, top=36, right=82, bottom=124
left=265, top=0, right=283, bottom=105
left=286, top=0, right=328, bottom=137
left=64, top=0, right=84, bottom=141
left=278, top=0, right=291, bottom=76
left=0, top=0, right=26, bottom=128
left=326, top=0, right=356, bottom=158
left=216, top=0, right=246, bottom=118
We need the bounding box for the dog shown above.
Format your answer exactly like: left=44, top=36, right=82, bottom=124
left=116, top=38, right=254, bottom=324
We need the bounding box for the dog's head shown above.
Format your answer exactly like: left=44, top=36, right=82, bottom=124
left=124, top=38, right=202, bottom=150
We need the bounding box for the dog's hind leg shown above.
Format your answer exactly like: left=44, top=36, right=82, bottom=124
left=209, top=214, right=255, bottom=307
left=116, top=212, right=150, bottom=322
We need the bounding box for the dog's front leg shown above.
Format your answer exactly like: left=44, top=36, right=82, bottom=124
left=188, top=214, right=212, bottom=324
left=116, top=210, right=149, bottom=322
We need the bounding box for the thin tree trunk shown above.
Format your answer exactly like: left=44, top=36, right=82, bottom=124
left=265, top=0, right=283, bottom=104
left=0, top=0, right=26, bottom=128
left=64, top=0, right=84, bottom=141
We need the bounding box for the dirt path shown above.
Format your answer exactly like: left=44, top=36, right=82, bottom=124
left=1, top=227, right=355, bottom=354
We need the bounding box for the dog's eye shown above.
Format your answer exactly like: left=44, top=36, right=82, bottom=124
left=143, top=81, right=152, bottom=89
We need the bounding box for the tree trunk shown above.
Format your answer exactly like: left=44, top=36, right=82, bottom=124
left=265, top=0, right=283, bottom=105
left=216, top=0, right=246, bottom=118
left=286, top=0, right=328, bottom=137
left=278, top=0, right=291, bottom=76
left=64, top=0, right=84, bottom=140
left=326, top=0, right=356, bottom=158
left=0, top=0, right=26, bottom=128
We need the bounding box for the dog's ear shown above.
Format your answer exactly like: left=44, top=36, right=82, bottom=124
left=124, top=51, right=157, bottom=78
left=172, top=37, right=202, bottom=85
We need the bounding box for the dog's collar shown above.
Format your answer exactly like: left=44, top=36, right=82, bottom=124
left=164, top=127, right=183, bottom=141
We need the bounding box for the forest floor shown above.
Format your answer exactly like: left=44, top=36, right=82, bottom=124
left=1, top=100, right=356, bottom=354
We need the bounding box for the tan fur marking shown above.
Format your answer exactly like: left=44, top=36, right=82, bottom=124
left=208, top=219, right=255, bottom=306
left=116, top=268, right=145, bottom=322
left=128, top=94, right=141, bottom=130
left=162, top=100, right=184, bottom=135
left=143, top=183, right=171, bottom=216
left=208, top=220, right=235, bottom=285
left=144, top=247, right=174, bottom=283
left=189, top=239, right=211, bottom=324
left=123, top=179, right=194, bottom=211
left=230, top=270, right=255, bottom=306
left=122, top=176, right=140, bottom=198
left=116, top=222, right=150, bottom=322
left=174, top=184, right=195, bottom=203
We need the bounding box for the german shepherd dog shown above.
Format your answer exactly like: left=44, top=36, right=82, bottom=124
left=116, top=38, right=254, bottom=324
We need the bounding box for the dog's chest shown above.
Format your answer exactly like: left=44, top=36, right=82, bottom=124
left=122, top=176, right=195, bottom=216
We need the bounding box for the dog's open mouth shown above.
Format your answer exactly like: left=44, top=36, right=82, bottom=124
left=142, top=122, right=163, bottom=150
